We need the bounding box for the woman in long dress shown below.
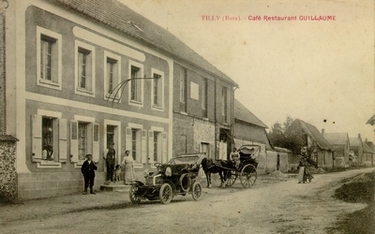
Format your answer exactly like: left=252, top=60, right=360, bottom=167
left=122, top=150, right=135, bottom=185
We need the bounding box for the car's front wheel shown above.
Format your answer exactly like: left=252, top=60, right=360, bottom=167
left=129, top=184, right=141, bottom=204
left=159, top=183, right=173, bottom=204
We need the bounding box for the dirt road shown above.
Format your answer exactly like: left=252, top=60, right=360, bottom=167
left=1, top=168, right=374, bottom=234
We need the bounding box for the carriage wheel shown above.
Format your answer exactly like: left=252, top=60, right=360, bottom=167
left=226, top=171, right=237, bottom=187
left=191, top=181, right=202, bottom=201
left=129, top=184, right=141, bottom=204
left=159, top=183, right=173, bottom=204
left=240, top=164, right=257, bottom=188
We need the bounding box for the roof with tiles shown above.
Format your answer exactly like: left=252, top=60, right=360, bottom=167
left=363, top=141, right=375, bottom=153
left=286, top=119, right=333, bottom=151
left=323, top=132, right=349, bottom=145
left=234, top=99, right=268, bottom=128
left=55, top=0, right=238, bottom=86
left=349, top=137, right=362, bottom=147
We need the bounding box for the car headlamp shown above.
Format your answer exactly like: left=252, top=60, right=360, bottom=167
left=165, top=167, right=172, bottom=177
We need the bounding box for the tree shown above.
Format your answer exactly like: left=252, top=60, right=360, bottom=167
left=268, top=116, right=295, bottom=149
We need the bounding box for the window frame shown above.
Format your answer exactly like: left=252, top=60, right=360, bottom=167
left=104, top=51, right=121, bottom=101
left=31, top=110, right=68, bottom=168
left=179, top=67, right=187, bottom=112
left=75, top=41, right=96, bottom=97
left=128, top=60, right=144, bottom=106
left=222, top=86, right=228, bottom=124
left=36, top=26, right=62, bottom=90
left=151, top=68, right=164, bottom=110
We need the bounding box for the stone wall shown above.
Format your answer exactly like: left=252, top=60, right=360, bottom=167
left=0, top=140, right=17, bottom=203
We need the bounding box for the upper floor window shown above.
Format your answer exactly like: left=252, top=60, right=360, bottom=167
left=179, top=67, right=187, bottom=112
left=202, top=79, right=208, bottom=117
left=151, top=69, right=164, bottom=109
left=36, top=27, right=62, bottom=90
left=222, top=86, right=227, bottom=123
left=75, top=41, right=95, bottom=97
left=128, top=61, right=144, bottom=105
left=104, top=52, right=121, bottom=101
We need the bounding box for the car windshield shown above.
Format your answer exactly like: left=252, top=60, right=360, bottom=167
left=168, top=156, right=199, bottom=165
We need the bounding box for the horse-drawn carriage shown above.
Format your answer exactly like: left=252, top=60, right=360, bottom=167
left=202, top=145, right=259, bottom=188
left=129, top=154, right=203, bottom=204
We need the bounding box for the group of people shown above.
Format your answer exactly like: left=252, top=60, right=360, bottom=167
left=80, top=143, right=135, bottom=195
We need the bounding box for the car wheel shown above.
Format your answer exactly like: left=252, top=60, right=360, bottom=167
left=129, top=184, right=141, bottom=204
left=191, top=181, right=202, bottom=201
left=159, top=183, right=173, bottom=204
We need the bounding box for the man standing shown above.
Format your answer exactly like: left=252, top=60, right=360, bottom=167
left=103, top=142, right=116, bottom=182
left=81, top=154, right=97, bottom=194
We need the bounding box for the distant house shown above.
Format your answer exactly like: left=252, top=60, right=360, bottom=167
left=286, top=119, right=334, bottom=168
left=349, top=134, right=364, bottom=166
left=233, top=99, right=269, bottom=173
left=267, top=146, right=293, bottom=173
left=323, top=132, right=350, bottom=168
left=363, top=140, right=375, bottom=166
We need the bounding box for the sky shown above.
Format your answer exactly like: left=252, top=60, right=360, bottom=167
left=121, top=0, right=374, bottom=141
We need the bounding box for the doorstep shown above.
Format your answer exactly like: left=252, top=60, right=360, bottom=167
left=100, top=181, right=130, bottom=192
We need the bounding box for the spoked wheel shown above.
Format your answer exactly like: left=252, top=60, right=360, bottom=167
left=226, top=171, right=237, bottom=187
left=191, top=181, right=202, bottom=201
left=159, top=183, right=173, bottom=204
left=240, top=164, right=257, bottom=188
left=129, top=184, right=141, bottom=204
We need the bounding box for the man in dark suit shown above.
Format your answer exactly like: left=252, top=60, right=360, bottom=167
left=81, top=154, right=97, bottom=194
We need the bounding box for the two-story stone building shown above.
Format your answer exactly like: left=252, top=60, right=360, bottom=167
left=1, top=0, right=238, bottom=200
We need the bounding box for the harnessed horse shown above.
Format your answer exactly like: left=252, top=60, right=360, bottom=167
left=200, top=158, right=234, bottom=188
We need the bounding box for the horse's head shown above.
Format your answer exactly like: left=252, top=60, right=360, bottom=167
left=201, top=157, right=214, bottom=170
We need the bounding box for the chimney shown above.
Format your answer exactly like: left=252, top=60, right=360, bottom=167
left=321, top=129, right=325, bottom=135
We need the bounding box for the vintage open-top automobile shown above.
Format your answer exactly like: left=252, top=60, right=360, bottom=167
left=129, top=154, right=204, bottom=204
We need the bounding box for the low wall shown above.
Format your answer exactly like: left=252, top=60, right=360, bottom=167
left=0, top=138, right=18, bottom=203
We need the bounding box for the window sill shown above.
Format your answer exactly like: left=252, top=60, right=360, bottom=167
left=38, top=79, right=62, bottom=90
left=105, top=94, right=121, bottom=102
left=37, top=160, right=62, bottom=168
left=76, top=88, right=94, bottom=97
left=152, top=105, right=163, bottom=111
left=133, top=163, right=144, bottom=169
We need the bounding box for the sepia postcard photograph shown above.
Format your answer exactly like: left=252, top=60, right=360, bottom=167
left=0, top=0, right=374, bottom=233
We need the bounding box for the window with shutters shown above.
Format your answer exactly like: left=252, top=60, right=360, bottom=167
left=70, top=118, right=98, bottom=165
left=153, top=131, right=161, bottom=162
left=42, top=117, right=58, bottom=162
left=31, top=113, right=68, bottom=167
left=75, top=41, right=95, bottom=97
left=131, top=129, right=140, bottom=161
left=78, top=122, right=89, bottom=161
left=36, top=26, right=62, bottom=90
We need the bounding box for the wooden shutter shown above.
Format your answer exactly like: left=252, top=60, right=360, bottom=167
left=31, top=115, right=42, bottom=162
left=162, top=132, right=167, bottom=163
left=141, top=129, right=147, bottom=164
left=58, top=118, right=68, bottom=162
left=125, top=127, right=131, bottom=155
left=92, top=124, right=100, bottom=163
left=148, top=130, right=154, bottom=163
left=70, top=120, right=79, bottom=163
